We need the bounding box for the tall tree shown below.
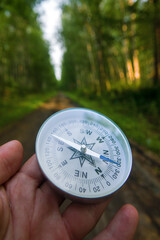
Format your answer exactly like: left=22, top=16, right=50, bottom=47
left=60, top=0, right=160, bottom=94
left=0, top=0, right=57, bottom=96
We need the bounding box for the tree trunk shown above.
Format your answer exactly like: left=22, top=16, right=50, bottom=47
left=153, top=0, right=160, bottom=85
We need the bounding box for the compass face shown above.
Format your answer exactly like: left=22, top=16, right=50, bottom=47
left=36, top=108, right=132, bottom=202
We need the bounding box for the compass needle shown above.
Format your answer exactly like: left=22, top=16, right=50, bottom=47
left=36, top=108, right=132, bottom=203
left=52, top=134, right=81, bottom=151
left=52, top=134, right=119, bottom=165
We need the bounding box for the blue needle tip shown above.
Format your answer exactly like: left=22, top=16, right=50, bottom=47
left=100, top=155, right=119, bottom=165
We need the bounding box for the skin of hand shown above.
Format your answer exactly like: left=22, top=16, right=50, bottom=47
left=0, top=140, right=139, bottom=240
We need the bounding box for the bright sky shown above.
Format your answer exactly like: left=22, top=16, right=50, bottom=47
left=36, top=0, right=63, bottom=80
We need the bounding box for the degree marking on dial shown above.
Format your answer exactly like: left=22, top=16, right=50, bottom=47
left=88, top=183, right=91, bottom=192
left=99, top=181, right=104, bottom=189
left=108, top=174, right=114, bottom=180
left=112, top=164, right=120, bottom=169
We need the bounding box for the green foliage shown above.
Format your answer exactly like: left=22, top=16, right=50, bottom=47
left=66, top=87, right=160, bottom=155
left=0, top=0, right=57, bottom=97
left=60, top=0, right=160, bottom=93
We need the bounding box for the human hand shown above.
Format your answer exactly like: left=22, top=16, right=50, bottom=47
left=0, top=140, right=138, bottom=240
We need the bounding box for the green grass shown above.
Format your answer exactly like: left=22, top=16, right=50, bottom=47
left=0, top=91, right=56, bottom=130
left=1, top=88, right=159, bottom=155
left=66, top=90, right=160, bottom=155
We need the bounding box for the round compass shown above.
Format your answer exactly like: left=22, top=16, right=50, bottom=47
left=36, top=108, right=132, bottom=203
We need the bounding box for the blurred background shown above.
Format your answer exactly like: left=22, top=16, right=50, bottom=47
left=0, top=0, right=160, bottom=239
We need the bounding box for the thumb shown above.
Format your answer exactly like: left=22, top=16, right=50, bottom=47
left=93, top=204, right=139, bottom=240
left=0, top=140, right=23, bottom=184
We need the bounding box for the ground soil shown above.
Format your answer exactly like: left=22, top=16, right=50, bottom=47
left=0, top=93, right=160, bottom=240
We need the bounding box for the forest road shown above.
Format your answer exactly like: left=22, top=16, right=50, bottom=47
left=0, top=93, right=160, bottom=240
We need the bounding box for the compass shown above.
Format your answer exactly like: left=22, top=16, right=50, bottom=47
left=36, top=108, right=132, bottom=203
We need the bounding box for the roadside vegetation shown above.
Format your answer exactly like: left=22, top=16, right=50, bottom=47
left=0, top=91, right=56, bottom=130
left=67, top=87, right=160, bottom=155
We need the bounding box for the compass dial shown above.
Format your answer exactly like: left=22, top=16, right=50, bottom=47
left=36, top=108, right=132, bottom=202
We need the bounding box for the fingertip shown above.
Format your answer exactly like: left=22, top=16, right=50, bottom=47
left=12, top=140, right=23, bottom=151
left=1, top=140, right=23, bottom=153
left=121, top=204, right=139, bottom=226
left=0, top=140, right=24, bottom=184
left=112, top=204, right=139, bottom=240
left=11, top=140, right=23, bottom=150
left=93, top=203, right=139, bottom=240
left=2, top=140, right=24, bottom=164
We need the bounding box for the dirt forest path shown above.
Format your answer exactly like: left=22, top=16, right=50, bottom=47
left=0, top=93, right=160, bottom=240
